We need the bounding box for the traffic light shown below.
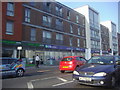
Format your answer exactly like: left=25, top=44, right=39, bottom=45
left=108, top=48, right=112, bottom=53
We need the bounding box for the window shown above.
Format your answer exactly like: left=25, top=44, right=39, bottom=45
left=69, top=37, right=73, bottom=46
left=56, top=33, right=63, bottom=41
left=43, top=15, right=52, bottom=27
left=6, top=21, right=14, bottom=35
left=67, top=10, right=70, bottom=20
left=78, top=27, right=80, bottom=35
left=77, top=38, right=80, bottom=47
left=76, top=15, right=79, bottom=23
left=29, top=2, right=36, bottom=6
left=7, top=2, right=14, bottom=16
left=56, top=5, right=62, bottom=17
left=70, top=25, right=73, bottom=33
left=82, top=29, right=85, bottom=36
left=43, top=31, right=51, bottom=44
left=43, top=2, right=51, bottom=12
left=55, top=19, right=63, bottom=30
left=31, top=28, right=36, bottom=41
left=56, top=33, right=63, bottom=44
left=25, top=8, right=30, bottom=22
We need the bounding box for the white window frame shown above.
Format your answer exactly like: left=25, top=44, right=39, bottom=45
left=25, top=8, right=31, bottom=22
left=7, top=2, right=14, bottom=16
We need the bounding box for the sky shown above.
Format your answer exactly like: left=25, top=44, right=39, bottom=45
left=56, top=0, right=118, bottom=32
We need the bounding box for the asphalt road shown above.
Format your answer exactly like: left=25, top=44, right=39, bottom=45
left=2, top=65, right=120, bottom=89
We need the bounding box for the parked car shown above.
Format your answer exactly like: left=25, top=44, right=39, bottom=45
left=0, top=57, right=25, bottom=78
left=59, top=56, right=86, bottom=73
left=73, top=56, right=120, bottom=88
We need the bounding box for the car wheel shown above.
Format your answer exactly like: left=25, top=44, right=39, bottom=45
left=16, top=69, right=24, bottom=77
left=111, top=76, right=116, bottom=87
left=60, top=70, right=65, bottom=73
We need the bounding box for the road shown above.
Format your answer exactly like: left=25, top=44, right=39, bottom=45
left=2, top=66, right=120, bottom=89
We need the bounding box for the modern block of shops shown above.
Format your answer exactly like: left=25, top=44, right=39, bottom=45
left=1, top=1, right=119, bottom=65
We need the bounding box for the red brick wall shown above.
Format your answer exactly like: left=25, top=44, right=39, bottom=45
left=2, top=2, right=23, bottom=41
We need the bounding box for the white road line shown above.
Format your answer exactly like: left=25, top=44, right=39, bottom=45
left=30, top=76, right=56, bottom=82
left=52, top=80, right=74, bottom=87
left=57, top=77, right=67, bottom=82
left=27, top=82, right=34, bottom=89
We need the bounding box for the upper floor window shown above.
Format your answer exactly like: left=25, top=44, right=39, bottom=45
left=29, top=2, right=36, bottom=6
left=70, top=25, right=73, bottom=33
left=30, top=28, right=36, bottom=41
left=25, top=8, right=30, bottom=22
left=77, top=38, right=80, bottom=47
left=7, top=2, right=14, bottom=16
left=56, top=5, right=62, bottom=17
left=55, top=19, right=63, bottom=30
left=56, top=33, right=63, bottom=41
left=43, top=15, right=52, bottom=27
left=6, top=21, right=14, bottom=35
left=43, top=31, right=51, bottom=39
left=43, top=2, right=51, bottom=12
left=78, top=27, right=80, bottom=35
left=67, top=10, right=70, bottom=20
left=69, top=37, right=73, bottom=46
left=76, top=15, right=79, bottom=23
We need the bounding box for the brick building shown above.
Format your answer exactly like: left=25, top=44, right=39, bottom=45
left=2, top=1, right=86, bottom=65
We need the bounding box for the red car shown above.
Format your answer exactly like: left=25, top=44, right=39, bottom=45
left=59, top=56, right=86, bottom=73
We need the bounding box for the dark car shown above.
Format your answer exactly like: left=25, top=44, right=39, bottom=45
left=73, top=56, right=120, bottom=88
left=0, top=57, right=25, bottom=78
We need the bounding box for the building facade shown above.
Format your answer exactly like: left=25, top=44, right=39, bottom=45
left=74, top=5, right=101, bottom=59
left=100, top=24, right=110, bottom=55
left=2, top=1, right=86, bottom=65
left=101, top=21, right=118, bottom=55
left=2, top=2, right=23, bottom=57
left=118, top=33, right=120, bottom=56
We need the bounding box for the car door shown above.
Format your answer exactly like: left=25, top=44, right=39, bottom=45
left=115, top=56, right=120, bottom=79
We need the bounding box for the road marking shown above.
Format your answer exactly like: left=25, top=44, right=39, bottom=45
left=27, top=82, right=34, bottom=89
left=30, top=76, right=56, bottom=82
left=37, top=70, right=50, bottom=72
left=52, top=80, right=74, bottom=87
left=57, top=77, right=67, bottom=82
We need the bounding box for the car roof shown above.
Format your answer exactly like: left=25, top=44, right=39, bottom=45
left=63, top=56, right=83, bottom=58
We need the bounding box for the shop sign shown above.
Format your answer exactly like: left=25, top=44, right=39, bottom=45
left=91, top=50, right=100, bottom=53
left=45, top=44, right=85, bottom=52
left=2, top=40, right=21, bottom=45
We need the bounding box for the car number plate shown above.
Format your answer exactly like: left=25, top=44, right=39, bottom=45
left=79, top=77, right=91, bottom=81
left=62, top=66, right=68, bottom=68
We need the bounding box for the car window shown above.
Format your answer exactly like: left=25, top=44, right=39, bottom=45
left=2, top=59, right=9, bottom=64
left=75, top=57, right=81, bottom=61
left=87, top=56, right=114, bottom=65
left=2, top=58, right=17, bottom=64
left=61, top=58, right=72, bottom=61
left=80, top=58, right=86, bottom=62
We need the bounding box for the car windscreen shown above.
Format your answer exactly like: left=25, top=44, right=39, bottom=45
left=61, top=58, right=72, bottom=61
left=87, top=56, right=114, bottom=65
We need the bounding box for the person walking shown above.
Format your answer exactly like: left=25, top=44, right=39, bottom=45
left=35, top=55, right=40, bottom=68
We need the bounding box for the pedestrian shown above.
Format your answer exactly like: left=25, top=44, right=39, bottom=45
left=35, top=55, right=40, bottom=68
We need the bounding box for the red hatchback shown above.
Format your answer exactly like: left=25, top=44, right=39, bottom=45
left=59, top=56, right=86, bottom=73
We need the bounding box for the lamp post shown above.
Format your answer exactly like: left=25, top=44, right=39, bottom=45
left=17, top=46, right=22, bottom=58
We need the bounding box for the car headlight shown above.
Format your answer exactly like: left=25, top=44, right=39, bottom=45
left=73, top=71, right=79, bottom=75
left=93, top=72, right=107, bottom=76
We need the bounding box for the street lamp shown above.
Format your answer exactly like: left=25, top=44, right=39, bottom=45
left=17, top=46, right=22, bottom=58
